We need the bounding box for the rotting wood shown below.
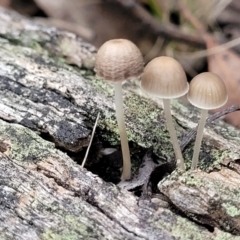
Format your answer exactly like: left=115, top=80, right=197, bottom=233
left=0, top=119, right=238, bottom=240
left=0, top=7, right=240, bottom=239
left=0, top=119, right=227, bottom=240
left=158, top=168, right=240, bottom=235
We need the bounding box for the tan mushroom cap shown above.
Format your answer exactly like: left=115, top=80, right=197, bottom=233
left=95, top=39, right=144, bottom=82
left=187, top=72, right=228, bottom=110
left=141, top=56, right=189, bottom=99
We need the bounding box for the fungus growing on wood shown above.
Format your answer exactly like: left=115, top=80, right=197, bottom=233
left=187, top=72, right=228, bottom=169
left=95, top=39, right=144, bottom=180
left=141, top=56, right=189, bottom=171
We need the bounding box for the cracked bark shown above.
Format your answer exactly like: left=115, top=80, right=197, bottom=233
left=0, top=7, right=240, bottom=240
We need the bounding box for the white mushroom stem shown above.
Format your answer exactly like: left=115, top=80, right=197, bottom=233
left=191, top=109, right=208, bottom=169
left=162, top=99, right=185, bottom=171
left=114, top=82, right=131, bottom=180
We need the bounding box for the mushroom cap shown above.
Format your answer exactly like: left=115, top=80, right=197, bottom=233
left=95, top=39, right=144, bottom=82
left=187, top=72, right=228, bottom=110
left=141, top=56, right=189, bottom=99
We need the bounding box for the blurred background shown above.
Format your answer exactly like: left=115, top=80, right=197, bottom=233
left=2, top=0, right=240, bottom=127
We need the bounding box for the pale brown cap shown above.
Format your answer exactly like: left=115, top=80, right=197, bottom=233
left=187, top=72, right=228, bottom=110
left=141, top=56, right=189, bottom=99
left=94, top=39, right=144, bottom=82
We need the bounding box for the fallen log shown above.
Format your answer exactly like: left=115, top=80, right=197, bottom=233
left=0, top=7, right=239, bottom=240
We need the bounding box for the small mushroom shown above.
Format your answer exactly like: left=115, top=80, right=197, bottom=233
left=95, top=39, right=144, bottom=180
left=187, top=72, right=228, bottom=169
left=141, top=56, right=189, bottom=171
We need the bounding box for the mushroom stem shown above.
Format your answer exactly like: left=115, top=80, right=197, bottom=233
left=114, top=82, right=131, bottom=180
left=162, top=99, right=185, bottom=171
left=191, top=109, right=208, bottom=169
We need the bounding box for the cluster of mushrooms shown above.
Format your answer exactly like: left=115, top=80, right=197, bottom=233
left=94, top=39, right=228, bottom=181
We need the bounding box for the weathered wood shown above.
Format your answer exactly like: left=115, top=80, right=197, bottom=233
left=0, top=6, right=240, bottom=239
left=158, top=168, right=240, bottom=235
left=0, top=119, right=238, bottom=240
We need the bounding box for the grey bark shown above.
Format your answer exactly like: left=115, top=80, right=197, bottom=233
left=0, top=6, right=240, bottom=240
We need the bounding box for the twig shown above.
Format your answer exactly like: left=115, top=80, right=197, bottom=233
left=113, top=0, right=205, bottom=47
left=143, top=36, right=164, bottom=61
left=117, top=148, right=158, bottom=190
left=176, top=36, right=240, bottom=59
left=81, top=112, right=100, bottom=168
left=180, top=105, right=240, bottom=151
left=178, top=0, right=215, bottom=46
left=207, top=105, right=240, bottom=123
left=178, top=0, right=205, bottom=33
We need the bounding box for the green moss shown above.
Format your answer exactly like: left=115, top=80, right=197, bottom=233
left=42, top=215, right=99, bottom=240
left=214, top=229, right=240, bottom=240
left=42, top=229, right=81, bottom=240
left=186, top=147, right=228, bottom=172
left=0, top=234, right=7, bottom=240
left=208, top=149, right=230, bottom=170
left=153, top=208, right=240, bottom=239
left=65, top=215, right=95, bottom=237
left=124, top=93, right=177, bottom=157
left=0, top=33, right=47, bottom=55
left=0, top=120, right=54, bottom=162
left=222, top=203, right=240, bottom=217
left=172, top=215, right=209, bottom=240
left=89, top=77, right=114, bottom=97
left=24, top=40, right=47, bottom=55
left=152, top=209, right=212, bottom=240
left=0, top=33, right=22, bottom=46
left=82, top=73, right=233, bottom=171
left=86, top=78, right=189, bottom=162
left=49, top=54, right=66, bottom=65
left=185, top=175, right=203, bottom=186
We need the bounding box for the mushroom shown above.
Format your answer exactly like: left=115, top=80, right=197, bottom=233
left=141, top=56, right=189, bottom=171
left=95, top=39, right=144, bottom=180
left=187, top=72, right=228, bottom=169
